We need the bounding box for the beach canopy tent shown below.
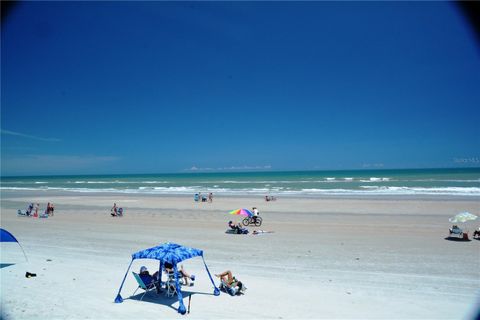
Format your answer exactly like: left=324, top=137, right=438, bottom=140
left=0, top=228, right=28, bottom=264
left=114, top=242, right=219, bottom=314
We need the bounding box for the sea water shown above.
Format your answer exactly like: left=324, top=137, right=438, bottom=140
left=1, top=168, right=479, bottom=197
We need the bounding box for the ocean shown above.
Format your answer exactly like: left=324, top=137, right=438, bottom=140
left=1, top=168, right=479, bottom=197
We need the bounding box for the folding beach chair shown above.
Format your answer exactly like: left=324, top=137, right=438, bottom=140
left=131, top=272, right=159, bottom=301
left=165, top=272, right=178, bottom=297
left=449, top=225, right=464, bottom=237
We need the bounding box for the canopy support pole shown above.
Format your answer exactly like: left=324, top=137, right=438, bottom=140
left=17, top=242, right=29, bottom=263
left=158, top=260, right=163, bottom=285
left=114, top=259, right=134, bottom=303
left=202, top=255, right=220, bottom=296
left=174, top=263, right=186, bottom=314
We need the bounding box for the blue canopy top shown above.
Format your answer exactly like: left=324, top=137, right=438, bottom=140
left=0, top=228, right=18, bottom=243
left=131, top=242, right=203, bottom=264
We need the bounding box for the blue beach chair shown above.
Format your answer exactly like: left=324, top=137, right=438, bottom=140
left=131, top=272, right=160, bottom=301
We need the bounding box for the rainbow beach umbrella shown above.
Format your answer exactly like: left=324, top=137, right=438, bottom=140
left=229, top=208, right=253, bottom=217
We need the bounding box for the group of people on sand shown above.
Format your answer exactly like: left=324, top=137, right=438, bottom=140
left=194, top=192, right=213, bottom=203
left=265, top=195, right=276, bottom=201
left=110, top=203, right=124, bottom=217
left=449, top=224, right=480, bottom=240
left=139, top=262, right=196, bottom=293
left=227, top=207, right=273, bottom=235
left=19, top=202, right=55, bottom=217
left=139, top=264, right=244, bottom=296
left=227, top=221, right=272, bottom=235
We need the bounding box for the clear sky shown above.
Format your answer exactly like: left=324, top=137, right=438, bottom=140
left=1, top=1, right=479, bottom=176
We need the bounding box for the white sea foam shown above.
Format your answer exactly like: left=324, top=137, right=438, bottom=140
left=2, top=186, right=479, bottom=196
left=358, top=186, right=480, bottom=195
left=71, top=180, right=169, bottom=184
left=142, top=181, right=169, bottom=184
left=360, top=177, right=391, bottom=182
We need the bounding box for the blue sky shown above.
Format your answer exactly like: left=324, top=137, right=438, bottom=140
left=1, top=1, right=479, bottom=176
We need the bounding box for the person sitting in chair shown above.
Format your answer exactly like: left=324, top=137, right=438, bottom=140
left=139, top=266, right=161, bottom=293
left=228, top=221, right=248, bottom=234
left=26, top=203, right=34, bottom=216
left=215, top=270, right=245, bottom=295
left=111, top=203, right=118, bottom=217
left=164, top=262, right=195, bottom=286
left=473, top=227, right=480, bottom=239
left=228, top=221, right=238, bottom=231
left=449, top=225, right=463, bottom=235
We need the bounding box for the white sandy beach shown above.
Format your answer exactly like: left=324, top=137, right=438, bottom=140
left=1, top=191, right=479, bottom=319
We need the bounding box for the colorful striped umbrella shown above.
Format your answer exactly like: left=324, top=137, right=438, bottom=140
left=229, top=208, right=253, bottom=217
left=449, top=212, right=477, bottom=223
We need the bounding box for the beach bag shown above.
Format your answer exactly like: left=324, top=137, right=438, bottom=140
left=227, top=287, right=237, bottom=296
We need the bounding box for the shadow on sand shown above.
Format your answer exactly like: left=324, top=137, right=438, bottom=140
left=444, top=236, right=471, bottom=242
left=127, top=289, right=216, bottom=312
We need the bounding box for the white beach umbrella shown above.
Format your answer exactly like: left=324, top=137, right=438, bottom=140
left=448, top=212, right=478, bottom=224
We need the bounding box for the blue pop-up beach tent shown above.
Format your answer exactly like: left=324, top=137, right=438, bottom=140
left=0, top=228, right=28, bottom=264
left=114, top=242, right=219, bottom=314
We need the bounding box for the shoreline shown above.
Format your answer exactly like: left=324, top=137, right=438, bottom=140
left=2, top=189, right=479, bottom=202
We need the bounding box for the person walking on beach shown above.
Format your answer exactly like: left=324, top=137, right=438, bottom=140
left=208, top=192, right=213, bottom=203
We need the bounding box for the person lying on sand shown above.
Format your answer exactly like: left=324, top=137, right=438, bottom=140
left=252, top=230, right=274, bottom=235
left=215, top=270, right=245, bottom=294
